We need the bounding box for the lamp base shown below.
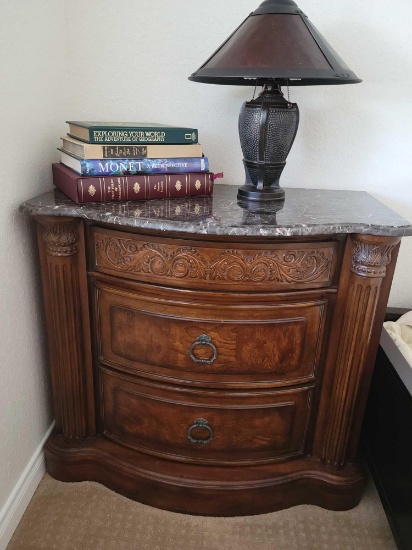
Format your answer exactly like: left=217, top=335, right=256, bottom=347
left=237, top=184, right=285, bottom=202
left=238, top=84, right=299, bottom=203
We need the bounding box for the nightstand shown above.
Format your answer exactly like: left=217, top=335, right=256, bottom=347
left=21, top=185, right=412, bottom=516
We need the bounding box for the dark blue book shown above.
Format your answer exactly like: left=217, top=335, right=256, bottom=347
left=59, top=151, right=209, bottom=176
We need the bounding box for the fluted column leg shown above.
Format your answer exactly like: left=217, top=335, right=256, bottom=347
left=320, top=234, right=400, bottom=470
left=36, top=216, right=95, bottom=441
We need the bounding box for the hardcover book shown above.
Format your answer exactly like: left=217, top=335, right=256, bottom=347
left=60, top=135, right=203, bottom=159
left=59, top=151, right=209, bottom=176
left=52, top=163, right=217, bottom=204
left=66, top=121, right=198, bottom=145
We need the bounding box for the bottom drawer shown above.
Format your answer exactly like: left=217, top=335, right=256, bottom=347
left=101, top=367, right=313, bottom=465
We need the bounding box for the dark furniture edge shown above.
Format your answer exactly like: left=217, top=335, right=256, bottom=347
left=362, top=306, right=412, bottom=550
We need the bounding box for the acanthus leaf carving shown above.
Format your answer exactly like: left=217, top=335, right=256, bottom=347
left=95, top=235, right=332, bottom=285
left=209, top=249, right=330, bottom=283
left=97, top=238, right=208, bottom=280
left=40, top=221, right=79, bottom=257
left=351, top=239, right=396, bottom=278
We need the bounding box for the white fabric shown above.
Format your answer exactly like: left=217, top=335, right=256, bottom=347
left=384, top=316, right=412, bottom=368
left=395, top=310, right=412, bottom=327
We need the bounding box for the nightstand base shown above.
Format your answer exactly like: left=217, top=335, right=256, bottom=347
left=46, top=434, right=364, bottom=516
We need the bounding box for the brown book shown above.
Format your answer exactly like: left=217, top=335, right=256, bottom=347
left=60, top=135, right=204, bottom=159
left=52, top=163, right=216, bottom=204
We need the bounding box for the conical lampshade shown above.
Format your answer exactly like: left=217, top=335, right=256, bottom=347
left=189, top=0, right=361, bottom=86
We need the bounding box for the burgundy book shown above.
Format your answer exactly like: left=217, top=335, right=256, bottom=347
left=52, top=163, right=218, bottom=204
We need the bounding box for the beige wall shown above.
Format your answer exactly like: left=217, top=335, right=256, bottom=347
left=1, top=0, right=411, bottom=526
left=0, top=0, right=68, bottom=515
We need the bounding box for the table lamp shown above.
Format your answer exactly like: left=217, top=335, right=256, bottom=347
left=189, top=0, right=361, bottom=202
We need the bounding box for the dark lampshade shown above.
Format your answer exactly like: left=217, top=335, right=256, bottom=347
left=189, top=0, right=361, bottom=203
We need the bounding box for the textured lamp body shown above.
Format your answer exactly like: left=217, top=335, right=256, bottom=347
left=238, top=87, right=299, bottom=201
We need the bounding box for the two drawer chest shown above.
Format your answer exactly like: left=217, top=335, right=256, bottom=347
left=22, top=185, right=412, bottom=516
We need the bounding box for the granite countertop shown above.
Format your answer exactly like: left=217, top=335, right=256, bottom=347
left=20, top=184, right=412, bottom=238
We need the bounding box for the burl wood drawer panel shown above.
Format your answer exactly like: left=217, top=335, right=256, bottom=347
left=91, top=227, right=339, bottom=291
left=100, top=367, right=313, bottom=464
left=94, top=284, right=327, bottom=386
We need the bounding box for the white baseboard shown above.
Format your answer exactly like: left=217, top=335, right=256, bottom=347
left=0, top=422, right=55, bottom=550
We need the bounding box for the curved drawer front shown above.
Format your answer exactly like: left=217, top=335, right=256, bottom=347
left=101, top=368, right=313, bottom=464
left=95, top=284, right=326, bottom=386
left=91, top=227, right=338, bottom=291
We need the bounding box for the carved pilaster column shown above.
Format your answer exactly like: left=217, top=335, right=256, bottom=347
left=36, top=217, right=94, bottom=441
left=321, top=234, right=400, bottom=470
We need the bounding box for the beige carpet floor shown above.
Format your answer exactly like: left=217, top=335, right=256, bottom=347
left=7, top=472, right=396, bottom=550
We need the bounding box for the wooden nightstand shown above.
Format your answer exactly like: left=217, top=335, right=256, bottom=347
left=21, top=185, right=412, bottom=516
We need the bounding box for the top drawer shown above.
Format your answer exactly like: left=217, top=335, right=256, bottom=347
left=90, top=227, right=339, bottom=291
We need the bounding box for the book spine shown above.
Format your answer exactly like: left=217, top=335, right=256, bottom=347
left=52, top=164, right=214, bottom=203
left=77, top=157, right=208, bottom=176
left=78, top=173, right=213, bottom=202
left=87, top=127, right=198, bottom=145
left=61, top=140, right=203, bottom=159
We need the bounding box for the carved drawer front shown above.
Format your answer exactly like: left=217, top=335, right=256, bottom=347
left=95, top=284, right=326, bottom=386
left=101, top=367, right=313, bottom=464
left=91, top=227, right=338, bottom=291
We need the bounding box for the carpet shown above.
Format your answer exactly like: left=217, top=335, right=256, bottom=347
left=7, top=472, right=396, bottom=550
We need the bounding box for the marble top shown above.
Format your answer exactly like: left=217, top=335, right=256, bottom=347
left=20, top=184, right=412, bottom=238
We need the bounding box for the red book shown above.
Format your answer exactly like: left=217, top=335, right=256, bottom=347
left=52, top=163, right=219, bottom=204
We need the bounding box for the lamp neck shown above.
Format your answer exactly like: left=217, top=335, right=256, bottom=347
left=260, top=82, right=283, bottom=97
left=251, top=83, right=290, bottom=107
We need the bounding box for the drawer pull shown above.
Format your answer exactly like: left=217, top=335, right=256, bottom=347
left=188, top=418, right=214, bottom=444
left=189, top=334, right=217, bottom=365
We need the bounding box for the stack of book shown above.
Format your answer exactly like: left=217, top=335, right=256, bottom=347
left=52, top=121, right=221, bottom=204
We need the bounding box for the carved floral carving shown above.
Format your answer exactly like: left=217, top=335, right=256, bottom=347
left=95, top=236, right=332, bottom=284
left=97, top=239, right=208, bottom=279
left=351, top=239, right=396, bottom=278
left=39, top=221, right=79, bottom=257
left=208, top=250, right=330, bottom=283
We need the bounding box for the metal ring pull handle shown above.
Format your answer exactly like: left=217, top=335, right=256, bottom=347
left=189, top=334, right=217, bottom=364
left=188, top=418, right=214, bottom=444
